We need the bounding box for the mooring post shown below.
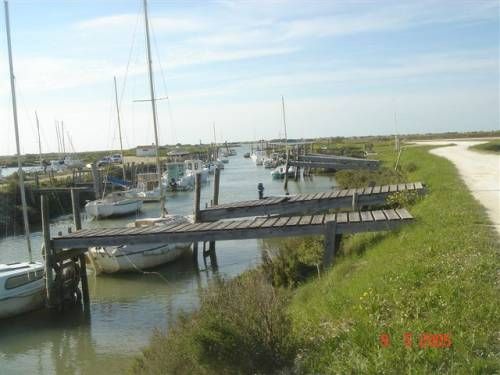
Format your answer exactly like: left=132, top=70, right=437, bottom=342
left=41, top=195, right=55, bottom=307
left=323, top=220, right=337, bottom=267
left=212, top=167, right=220, bottom=206
left=192, top=242, right=199, bottom=265
left=71, top=189, right=90, bottom=307
left=284, top=149, right=290, bottom=192
left=209, top=241, right=218, bottom=271
left=90, top=162, right=100, bottom=199
left=352, top=191, right=358, bottom=211
left=194, top=172, right=201, bottom=223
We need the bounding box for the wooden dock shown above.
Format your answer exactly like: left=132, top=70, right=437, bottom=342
left=51, top=208, right=413, bottom=251
left=200, top=182, right=424, bottom=221
left=289, top=153, right=380, bottom=170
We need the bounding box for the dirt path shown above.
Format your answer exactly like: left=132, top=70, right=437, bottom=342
left=415, top=140, right=500, bottom=236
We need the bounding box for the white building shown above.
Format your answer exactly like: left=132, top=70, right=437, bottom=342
left=136, top=145, right=156, bottom=157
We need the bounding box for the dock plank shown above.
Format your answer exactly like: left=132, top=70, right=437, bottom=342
left=336, top=212, right=348, bottom=223
left=348, top=211, right=361, bottom=222
left=273, top=217, right=290, bottom=227
left=383, top=209, right=400, bottom=221
left=360, top=211, right=374, bottom=222
left=381, top=185, right=389, bottom=193
left=298, top=215, right=313, bottom=225
left=389, top=184, right=398, bottom=193
left=414, top=182, right=423, bottom=189
left=372, top=210, right=387, bottom=221
left=286, top=216, right=302, bottom=226
left=396, top=208, right=413, bottom=220
left=260, top=217, right=280, bottom=228
left=311, top=214, right=324, bottom=225
left=363, top=186, right=373, bottom=195
left=372, top=185, right=382, bottom=194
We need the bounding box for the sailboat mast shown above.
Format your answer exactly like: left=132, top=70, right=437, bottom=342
left=4, top=0, right=32, bottom=261
left=143, top=0, right=166, bottom=216
left=61, top=121, right=65, bottom=154
left=113, top=76, right=126, bottom=181
left=35, top=111, right=42, bottom=168
left=281, top=96, right=288, bottom=155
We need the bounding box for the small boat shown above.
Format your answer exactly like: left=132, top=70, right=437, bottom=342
left=251, top=150, right=265, bottom=165
left=185, top=159, right=210, bottom=182
left=263, top=158, right=278, bottom=169
left=162, top=162, right=193, bottom=191
left=243, top=152, right=250, bottom=158
left=85, top=191, right=143, bottom=218
left=271, top=165, right=296, bottom=179
left=127, top=173, right=160, bottom=202
left=0, top=262, right=46, bottom=319
left=218, top=157, right=229, bottom=164
left=88, top=215, right=192, bottom=273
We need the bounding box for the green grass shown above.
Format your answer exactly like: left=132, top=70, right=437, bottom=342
left=289, top=145, right=499, bottom=373
left=469, top=139, right=500, bottom=154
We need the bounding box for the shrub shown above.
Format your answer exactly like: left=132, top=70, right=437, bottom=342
left=132, top=271, right=299, bottom=375
left=261, top=237, right=322, bottom=287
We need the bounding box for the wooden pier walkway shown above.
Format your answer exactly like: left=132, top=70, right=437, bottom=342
left=289, top=153, right=380, bottom=170
left=51, top=208, right=414, bottom=252
left=200, top=182, right=424, bottom=221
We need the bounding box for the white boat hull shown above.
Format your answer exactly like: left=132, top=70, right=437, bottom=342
left=85, top=199, right=143, bottom=218
left=0, top=287, right=45, bottom=319
left=0, top=262, right=46, bottom=319
left=89, top=242, right=191, bottom=273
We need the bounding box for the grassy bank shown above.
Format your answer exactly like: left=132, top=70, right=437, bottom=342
left=290, top=145, right=498, bottom=373
left=469, top=139, right=500, bottom=154
left=132, top=144, right=499, bottom=374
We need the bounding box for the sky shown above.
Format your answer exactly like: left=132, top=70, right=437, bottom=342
left=0, top=0, right=498, bottom=155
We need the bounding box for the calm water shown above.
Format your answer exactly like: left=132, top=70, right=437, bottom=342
left=0, top=147, right=336, bottom=374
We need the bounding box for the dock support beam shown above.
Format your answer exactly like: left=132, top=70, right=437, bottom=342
left=71, top=189, right=89, bottom=308
left=90, top=162, right=101, bottom=199
left=352, top=192, right=358, bottom=211
left=194, top=172, right=201, bottom=222
left=212, top=167, right=220, bottom=206
left=323, top=220, right=338, bottom=267
left=41, top=195, right=55, bottom=307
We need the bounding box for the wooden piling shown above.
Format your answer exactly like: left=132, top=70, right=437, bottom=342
left=194, top=173, right=201, bottom=223
left=352, top=192, right=358, bottom=211
left=90, top=162, right=100, bottom=199
left=212, top=167, right=220, bottom=206
left=192, top=242, right=199, bottom=265
left=323, top=220, right=337, bottom=267
left=71, top=189, right=89, bottom=307
left=41, top=195, right=54, bottom=307
left=284, top=149, right=290, bottom=192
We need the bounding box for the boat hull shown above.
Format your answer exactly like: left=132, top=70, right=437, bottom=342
left=85, top=199, right=143, bottom=218
left=88, top=242, right=191, bottom=274
left=0, top=286, right=45, bottom=319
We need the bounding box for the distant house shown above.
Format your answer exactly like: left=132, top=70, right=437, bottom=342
left=136, top=145, right=156, bottom=157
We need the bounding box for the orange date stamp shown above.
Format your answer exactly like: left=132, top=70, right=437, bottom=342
left=379, top=333, right=452, bottom=348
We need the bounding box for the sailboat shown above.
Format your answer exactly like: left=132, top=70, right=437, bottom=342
left=88, top=0, right=191, bottom=273
left=85, top=78, right=143, bottom=218
left=0, top=0, right=45, bottom=318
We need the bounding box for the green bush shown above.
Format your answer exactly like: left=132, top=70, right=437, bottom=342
left=261, top=237, right=322, bottom=287
left=132, top=271, right=299, bottom=375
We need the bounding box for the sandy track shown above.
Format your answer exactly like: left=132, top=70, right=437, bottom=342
left=414, top=140, right=500, bottom=236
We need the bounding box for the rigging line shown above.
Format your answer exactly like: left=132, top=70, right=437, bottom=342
left=118, top=0, right=142, bottom=108
left=150, top=19, right=177, bottom=144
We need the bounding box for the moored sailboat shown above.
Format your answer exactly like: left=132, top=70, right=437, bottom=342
left=1, top=0, right=45, bottom=318
left=88, top=0, right=192, bottom=273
